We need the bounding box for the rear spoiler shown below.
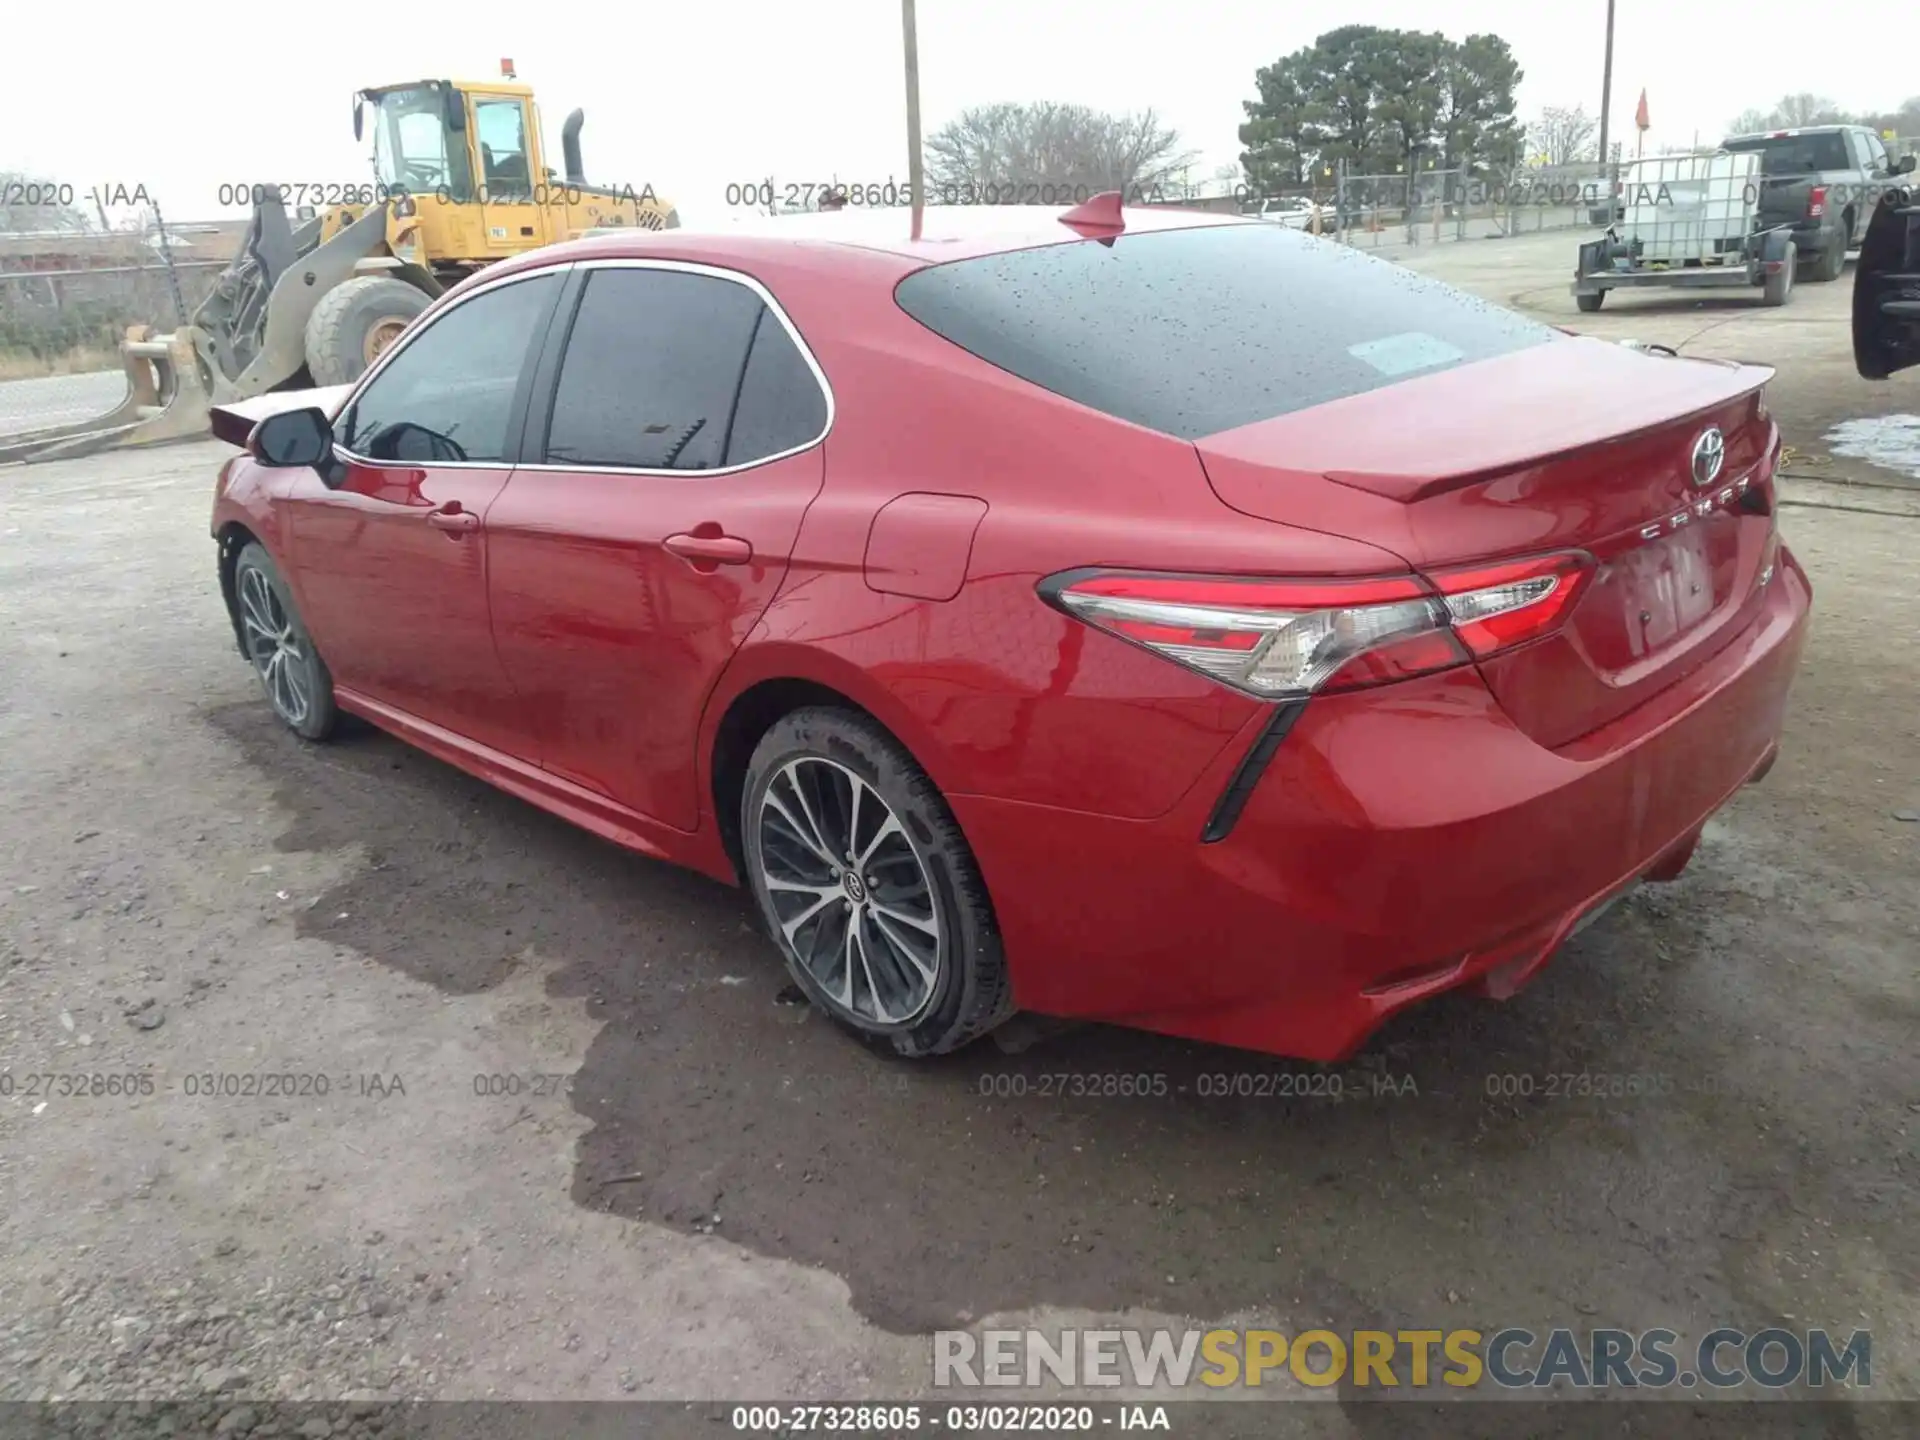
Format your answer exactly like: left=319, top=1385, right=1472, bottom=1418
left=209, top=384, right=356, bottom=449
left=1317, top=343, right=1773, bottom=504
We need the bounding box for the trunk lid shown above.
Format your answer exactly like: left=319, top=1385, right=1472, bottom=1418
left=1197, top=338, right=1780, bottom=749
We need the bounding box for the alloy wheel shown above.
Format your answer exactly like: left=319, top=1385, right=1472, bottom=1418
left=238, top=565, right=312, bottom=728
left=754, top=756, right=943, bottom=1027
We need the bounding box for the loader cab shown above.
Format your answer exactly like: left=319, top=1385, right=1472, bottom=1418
left=355, top=75, right=677, bottom=268
left=358, top=81, right=476, bottom=201
left=356, top=78, right=563, bottom=261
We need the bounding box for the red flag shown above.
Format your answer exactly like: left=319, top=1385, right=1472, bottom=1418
left=1635, top=89, right=1650, bottom=132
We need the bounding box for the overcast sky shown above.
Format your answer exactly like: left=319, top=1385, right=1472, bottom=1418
left=6, top=0, right=1913, bottom=226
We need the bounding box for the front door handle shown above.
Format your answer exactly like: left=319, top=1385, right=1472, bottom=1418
left=663, top=530, right=752, bottom=567
left=427, top=502, right=479, bottom=534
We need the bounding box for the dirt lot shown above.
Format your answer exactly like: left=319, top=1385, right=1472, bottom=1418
left=1, top=229, right=1916, bottom=1438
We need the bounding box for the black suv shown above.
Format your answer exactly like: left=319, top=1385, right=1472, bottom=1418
left=1721, top=124, right=1916, bottom=281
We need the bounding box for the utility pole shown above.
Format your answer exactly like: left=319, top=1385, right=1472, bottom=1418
left=1597, top=0, right=1617, bottom=179
left=902, top=0, right=925, bottom=240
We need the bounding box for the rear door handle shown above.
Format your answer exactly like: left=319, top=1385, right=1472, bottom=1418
left=663, top=530, right=752, bottom=566
left=427, top=503, right=479, bottom=534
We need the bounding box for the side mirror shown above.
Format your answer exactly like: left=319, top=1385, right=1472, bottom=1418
left=249, top=408, right=336, bottom=474
left=353, top=95, right=364, bottom=143
left=444, top=85, right=466, bottom=134
left=1897, top=154, right=1917, bottom=175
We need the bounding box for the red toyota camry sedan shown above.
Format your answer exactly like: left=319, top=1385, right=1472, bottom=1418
left=209, top=200, right=1811, bottom=1063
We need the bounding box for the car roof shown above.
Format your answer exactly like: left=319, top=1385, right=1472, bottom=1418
left=562, top=201, right=1251, bottom=265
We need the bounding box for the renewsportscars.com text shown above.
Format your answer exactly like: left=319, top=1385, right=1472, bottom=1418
left=934, top=1326, right=1871, bottom=1390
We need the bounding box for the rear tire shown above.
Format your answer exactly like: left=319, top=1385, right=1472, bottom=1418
left=1811, top=223, right=1849, bottom=281
left=304, top=277, right=431, bottom=387
left=741, top=707, right=1014, bottom=1058
left=232, top=543, right=337, bottom=741
left=1575, top=290, right=1605, bottom=313
left=1762, top=245, right=1796, bottom=307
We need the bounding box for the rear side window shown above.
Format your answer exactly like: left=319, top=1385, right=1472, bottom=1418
left=893, top=224, right=1555, bottom=440
left=544, top=268, right=764, bottom=470
left=724, top=310, right=829, bottom=465
left=1724, top=132, right=1852, bottom=173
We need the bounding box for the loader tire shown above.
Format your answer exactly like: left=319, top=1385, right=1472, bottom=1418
left=304, top=277, right=431, bottom=386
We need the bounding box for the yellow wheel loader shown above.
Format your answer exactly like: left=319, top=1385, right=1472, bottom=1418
left=3, top=72, right=677, bottom=464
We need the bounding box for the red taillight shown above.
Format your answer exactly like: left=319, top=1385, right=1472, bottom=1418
left=1808, top=185, right=1827, bottom=218
left=1041, top=551, right=1593, bottom=700
left=1425, top=553, right=1592, bottom=659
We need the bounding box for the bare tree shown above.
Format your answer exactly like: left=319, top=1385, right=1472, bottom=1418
left=1728, top=94, right=1858, bottom=134
left=1527, top=106, right=1598, bottom=166
left=1, top=172, right=91, bottom=233
left=925, top=102, right=1197, bottom=199
left=1776, top=93, right=1849, bottom=127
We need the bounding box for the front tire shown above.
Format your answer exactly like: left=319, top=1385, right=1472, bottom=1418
left=1575, top=290, right=1605, bottom=313
left=741, top=707, right=1014, bottom=1058
left=232, top=543, right=337, bottom=741
left=304, top=277, right=431, bottom=387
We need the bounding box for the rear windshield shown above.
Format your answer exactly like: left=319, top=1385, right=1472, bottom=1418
left=893, top=223, right=1556, bottom=440
left=1723, top=132, right=1851, bottom=173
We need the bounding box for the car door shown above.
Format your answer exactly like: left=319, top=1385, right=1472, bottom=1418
left=288, top=269, right=562, bottom=758
left=485, top=260, right=830, bottom=830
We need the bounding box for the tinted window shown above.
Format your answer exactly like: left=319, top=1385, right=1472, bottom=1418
left=1723, top=132, right=1851, bottom=173
left=341, top=273, right=556, bottom=464
left=545, top=269, right=764, bottom=470
left=724, top=309, right=828, bottom=465
left=1864, top=134, right=1892, bottom=172
left=893, top=224, right=1555, bottom=440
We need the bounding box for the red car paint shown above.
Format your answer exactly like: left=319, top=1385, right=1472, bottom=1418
left=212, top=206, right=1811, bottom=1061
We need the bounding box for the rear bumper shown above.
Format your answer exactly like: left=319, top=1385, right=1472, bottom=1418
left=952, top=548, right=1812, bottom=1061
left=1782, top=218, right=1843, bottom=253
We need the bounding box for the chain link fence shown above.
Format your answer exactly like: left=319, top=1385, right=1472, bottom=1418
left=1328, top=161, right=1626, bottom=248
left=0, top=220, right=227, bottom=441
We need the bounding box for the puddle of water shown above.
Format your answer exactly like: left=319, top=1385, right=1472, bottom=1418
left=1823, top=414, right=1920, bottom=480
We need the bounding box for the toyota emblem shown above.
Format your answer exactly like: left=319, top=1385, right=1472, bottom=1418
left=1691, top=427, right=1726, bottom=488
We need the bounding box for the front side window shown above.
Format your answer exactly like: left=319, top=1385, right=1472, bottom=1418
left=340, top=274, right=557, bottom=465
left=543, top=269, right=767, bottom=470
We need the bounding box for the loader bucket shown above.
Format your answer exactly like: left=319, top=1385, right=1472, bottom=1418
left=0, top=325, right=216, bottom=466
